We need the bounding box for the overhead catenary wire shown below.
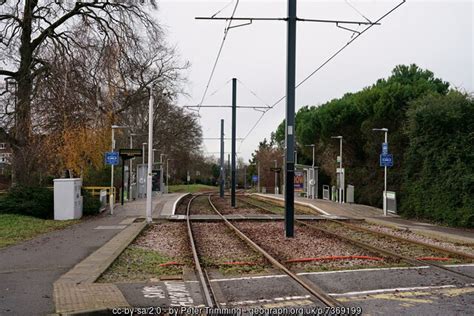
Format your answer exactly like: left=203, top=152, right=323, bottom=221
left=237, top=0, right=406, bottom=147
left=237, top=79, right=271, bottom=108
left=197, top=0, right=240, bottom=113
left=345, top=0, right=372, bottom=23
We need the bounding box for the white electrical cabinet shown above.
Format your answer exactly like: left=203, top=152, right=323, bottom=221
left=54, top=178, right=83, bottom=220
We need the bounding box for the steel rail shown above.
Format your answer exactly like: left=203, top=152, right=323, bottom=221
left=186, top=194, right=217, bottom=308
left=244, top=196, right=474, bottom=282
left=298, top=221, right=474, bottom=282
left=207, top=194, right=343, bottom=308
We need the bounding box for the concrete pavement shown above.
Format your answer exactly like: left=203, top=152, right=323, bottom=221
left=0, top=193, right=184, bottom=316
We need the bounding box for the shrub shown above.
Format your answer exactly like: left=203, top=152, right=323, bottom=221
left=401, top=92, right=474, bottom=227
left=0, top=186, right=54, bottom=219
left=82, top=189, right=102, bottom=216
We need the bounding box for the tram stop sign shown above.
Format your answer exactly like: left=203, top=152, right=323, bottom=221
left=380, top=153, right=393, bottom=167
left=105, top=152, right=119, bottom=165
left=119, top=148, right=143, bottom=159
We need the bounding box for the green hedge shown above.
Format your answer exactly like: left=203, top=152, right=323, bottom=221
left=82, top=189, right=102, bottom=216
left=401, top=92, right=474, bottom=227
left=0, top=186, right=102, bottom=219
left=0, top=186, right=54, bottom=219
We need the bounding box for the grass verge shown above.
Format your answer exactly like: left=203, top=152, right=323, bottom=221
left=0, top=214, right=77, bottom=248
left=169, top=184, right=217, bottom=193
left=98, top=246, right=186, bottom=282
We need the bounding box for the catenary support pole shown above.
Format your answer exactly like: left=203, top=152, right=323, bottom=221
left=231, top=78, right=237, bottom=207
left=220, top=119, right=225, bottom=198
left=284, top=0, right=297, bottom=238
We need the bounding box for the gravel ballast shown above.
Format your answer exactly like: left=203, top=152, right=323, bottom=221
left=355, top=222, right=474, bottom=257
left=134, top=222, right=192, bottom=260
left=192, top=222, right=269, bottom=269
left=211, top=196, right=272, bottom=215
left=232, top=221, right=398, bottom=271
left=317, top=221, right=472, bottom=264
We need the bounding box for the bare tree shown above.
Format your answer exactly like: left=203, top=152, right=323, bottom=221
left=0, top=0, right=168, bottom=185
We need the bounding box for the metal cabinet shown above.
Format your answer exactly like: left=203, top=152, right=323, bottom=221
left=54, top=178, right=83, bottom=220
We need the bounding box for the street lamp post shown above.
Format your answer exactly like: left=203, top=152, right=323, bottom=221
left=142, top=142, right=147, bottom=165
left=274, top=159, right=278, bottom=195
left=145, top=88, right=154, bottom=223
left=373, top=128, right=389, bottom=216
left=160, top=153, right=165, bottom=193
left=166, top=158, right=173, bottom=189
left=128, top=133, right=136, bottom=201
left=305, top=144, right=316, bottom=199
left=257, top=160, right=260, bottom=193
left=110, top=125, right=128, bottom=214
left=331, top=136, right=343, bottom=203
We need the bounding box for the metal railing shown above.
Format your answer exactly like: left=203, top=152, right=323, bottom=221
left=83, top=186, right=115, bottom=198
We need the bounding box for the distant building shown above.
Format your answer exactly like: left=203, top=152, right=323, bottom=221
left=0, top=141, right=12, bottom=175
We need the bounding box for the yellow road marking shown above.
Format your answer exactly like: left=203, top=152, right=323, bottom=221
left=441, top=287, right=474, bottom=297
left=337, top=286, right=474, bottom=304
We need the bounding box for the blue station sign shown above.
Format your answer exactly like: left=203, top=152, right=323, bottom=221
left=105, top=151, right=119, bottom=165
left=380, top=153, right=393, bottom=167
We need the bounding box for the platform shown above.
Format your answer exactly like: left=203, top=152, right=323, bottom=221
left=161, top=214, right=351, bottom=221
left=252, top=193, right=474, bottom=245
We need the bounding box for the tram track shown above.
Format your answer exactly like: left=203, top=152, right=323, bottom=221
left=185, top=194, right=219, bottom=308
left=207, top=194, right=344, bottom=308
left=242, top=195, right=474, bottom=282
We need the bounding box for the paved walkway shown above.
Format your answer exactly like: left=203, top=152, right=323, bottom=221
left=254, top=193, right=388, bottom=218
left=254, top=193, right=474, bottom=245
left=113, top=192, right=186, bottom=218
left=0, top=193, right=184, bottom=316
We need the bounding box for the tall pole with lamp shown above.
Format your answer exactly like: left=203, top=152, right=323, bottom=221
left=145, top=89, right=154, bottom=223
left=331, top=136, right=343, bottom=203
left=166, top=158, right=173, bottom=190
left=160, top=153, right=165, bottom=193
left=305, top=144, right=316, bottom=199
left=373, top=128, right=389, bottom=216
left=274, top=159, right=278, bottom=195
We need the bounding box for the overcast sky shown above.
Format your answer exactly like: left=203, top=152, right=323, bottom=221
left=154, top=0, right=473, bottom=162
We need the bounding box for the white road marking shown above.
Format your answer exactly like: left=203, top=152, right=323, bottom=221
left=165, top=281, right=194, bottom=307
left=210, top=265, right=439, bottom=282
left=298, top=265, right=431, bottom=275
left=444, top=263, right=474, bottom=268
left=222, top=295, right=312, bottom=306
left=142, top=285, right=165, bottom=299
left=329, top=283, right=474, bottom=297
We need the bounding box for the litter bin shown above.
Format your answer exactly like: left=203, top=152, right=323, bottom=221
left=346, top=185, right=354, bottom=204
